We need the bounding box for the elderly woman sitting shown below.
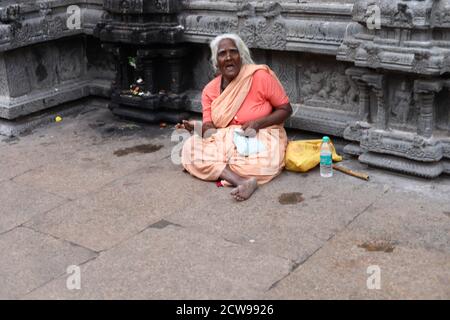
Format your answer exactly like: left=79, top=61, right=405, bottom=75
left=178, top=33, right=293, bottom=201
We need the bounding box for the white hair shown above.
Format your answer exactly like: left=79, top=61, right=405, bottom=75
left=209, top=33, right=254, bottom=72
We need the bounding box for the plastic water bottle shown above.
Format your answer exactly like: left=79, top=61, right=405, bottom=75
left=320, top=136, right=333, bottom=177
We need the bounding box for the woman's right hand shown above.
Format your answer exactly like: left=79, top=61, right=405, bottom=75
left=175, top=120, right=196, bottom=132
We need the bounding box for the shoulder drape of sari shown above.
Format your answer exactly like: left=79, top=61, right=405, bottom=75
left=211, top=64, right=283, bottom=128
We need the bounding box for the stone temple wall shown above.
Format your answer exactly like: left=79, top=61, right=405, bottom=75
left=181, top=0, right=363, bottom=139
left=1, top=0, right=450, bottom=178
left=0, top=0, right=114, bottom=122
left=182, top=0, right=450, bottom=177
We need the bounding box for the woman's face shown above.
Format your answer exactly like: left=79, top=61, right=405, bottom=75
left=217, top=38, right=242, bottom=82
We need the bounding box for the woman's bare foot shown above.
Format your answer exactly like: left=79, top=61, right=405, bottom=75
left=230, top=177, right=258, bottom=201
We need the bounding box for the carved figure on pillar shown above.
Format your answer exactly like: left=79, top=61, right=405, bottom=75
left=414, top=80, right=443, bottom=138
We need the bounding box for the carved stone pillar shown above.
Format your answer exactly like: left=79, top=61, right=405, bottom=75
left=346, top=68, right=372, bottom=123
left=102, top=44, right=124, bottom=92
left=160, top=48, right=188, bottom=94
left=119, top=55, right=129, bottom=91
left=355, top=80, right=370, bottom=122
left=168, top=60, right=183, bottom=93
left=143, top=59, right=157, bottom=94
left=364, top=74, right=386, bottom=130
left=414, top=80, right=442, bottom=138
left=418, top=93, right=434, bottom=138
left=374, top=88, right=387, bottom=130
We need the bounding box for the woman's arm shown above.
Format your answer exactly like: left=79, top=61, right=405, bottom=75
left=241, top=103, right=293, bottom=136
left=175, top=120, right=217, bottom=138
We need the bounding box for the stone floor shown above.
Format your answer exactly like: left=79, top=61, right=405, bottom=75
left=0, top=100, right=449, bottom=299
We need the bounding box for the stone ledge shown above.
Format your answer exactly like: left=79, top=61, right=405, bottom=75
left=0, top=0, right=104, bottom=52
left=179, top=1, right=353, bottom=55
left=182, top=1, right=353, bottom=16
left=0, top=97, right=105, bottom=137
left=359, top=152, right=449, bottom=178
left=0, top=78, right=111, bottom=120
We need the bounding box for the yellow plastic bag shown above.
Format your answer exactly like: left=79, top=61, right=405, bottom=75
left=285, top=139, right=342, bottom=173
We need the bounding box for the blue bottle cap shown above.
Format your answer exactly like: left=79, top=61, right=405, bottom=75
left=322, top=136, right=330, bottom=142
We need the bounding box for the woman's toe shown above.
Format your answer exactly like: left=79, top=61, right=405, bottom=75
left=232, top=192, right=242, bottom=201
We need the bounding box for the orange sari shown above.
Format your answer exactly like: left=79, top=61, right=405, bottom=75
left=181, top=64, right=288, bottom=185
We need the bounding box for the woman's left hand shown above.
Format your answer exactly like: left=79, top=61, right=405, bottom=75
left=241, top=120, right=260, bottom=137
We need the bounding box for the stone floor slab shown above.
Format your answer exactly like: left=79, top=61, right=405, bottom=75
left=12, top=138, right=171, bottom=200
left=6, top=106, right=173, bottom=198
left=25, top=167, right=209, bottom=251
left=261, top=190, right=450, bottom=299
left=0, top=227, right=97, bottom=299
left=343, top=190, right=450, bottom=253
left=0, top=181, right=65, bottom=234
left=26, top=225, right=292, bottom=299
left=166, top=169, right=383, bottom=263
left=1, top=104, right=450, bottom=300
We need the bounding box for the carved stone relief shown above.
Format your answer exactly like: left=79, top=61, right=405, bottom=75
left=388, top=79, right=416, bottom=126
left=184, top=15, right=238, bottom=36
left=360, top=129, right=442, bottom=162
left=237, top=2, right=287, bottom=50
left=392, top=3, right=414, bottom=27
left=183, top=2, right=287, bottom=51
left=0, top=54, right=9, bottom=97
left=433, top=3, right=450, bottom=26
left=104, top=0, right=175, bottom=13
left=239, top=18, right=287, bottom=50
left=155, top=0, right=168, bottom=11
left=297, top=58, right=358, bottom=112
left=104, top=0, right=143, bottom=13
left=0, top=4, right=20, bottom=24
left=7, top=4, right=66, bottom=46
left=270, top=52, right=297, bottom=103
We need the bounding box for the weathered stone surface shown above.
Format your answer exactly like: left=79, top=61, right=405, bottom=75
left=181, top=1, right=352, bottom=55
left=0, top=1, right=113, bottom=124
left=0, top=227, right=97, bottom=299
left=25, top=225, right=292, bottom=299
left=343, top=190, right=450, bottom=254
left=263, top=234, right=450, bottom=299
left=180, top=0, right=450, bottom=177
left=262, top=189, right=450, bottom=299
left=167, top=168, right=384, bottom=263
left=24, top=167, right=196, bottom=252
left=0, top=181, right=65, bottom=234
left=0, top=0, right=104, bottom=52
left=1, top=105, right=449, bottom=299
left=0, top=37, right=113, bottom=120
left=11, top=109, right=172, bottom=199
left=0, top=98, right=89, bottom=137
left=12, top=157, right=134, bottom=200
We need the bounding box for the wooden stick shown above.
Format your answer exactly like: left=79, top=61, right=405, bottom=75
left=332, top=164, right=369, bottom=181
